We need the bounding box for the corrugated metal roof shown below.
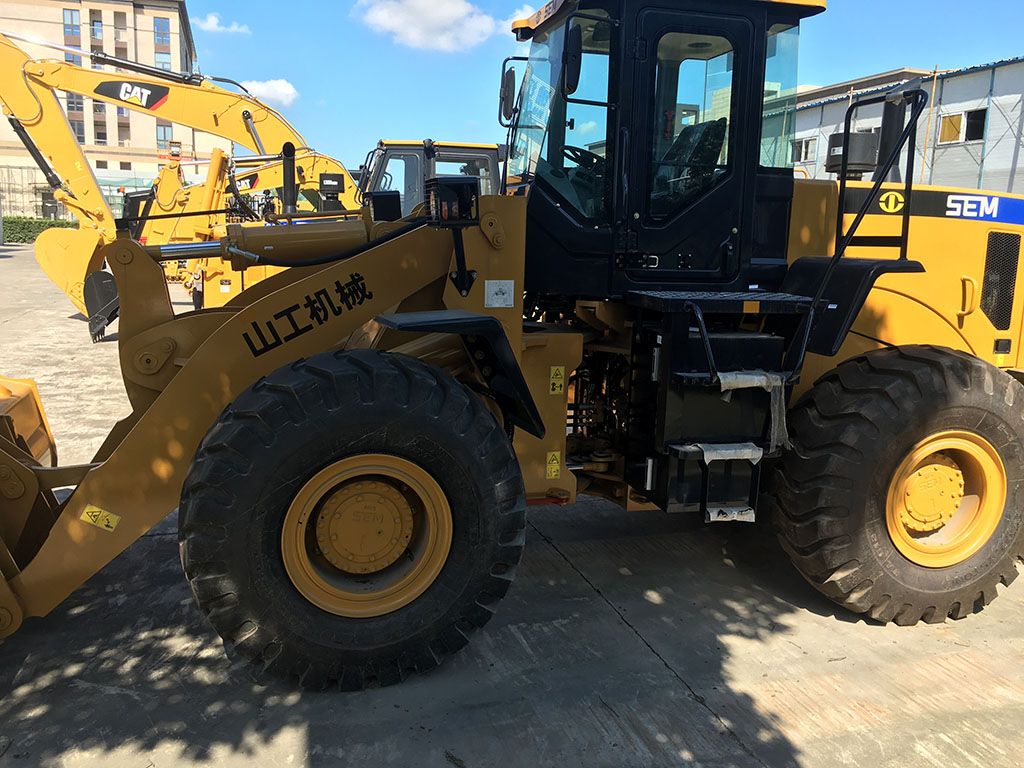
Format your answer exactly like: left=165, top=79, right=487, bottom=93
left=797, top=56, right=1024, bottom=112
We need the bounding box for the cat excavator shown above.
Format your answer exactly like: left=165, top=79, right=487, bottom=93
left=0, top=30, right=359, bottom=334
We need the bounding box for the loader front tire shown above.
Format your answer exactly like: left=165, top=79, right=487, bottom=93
left=179, top=350, right=526, bottom=690
left=775, top=346, right=1024, bottom=625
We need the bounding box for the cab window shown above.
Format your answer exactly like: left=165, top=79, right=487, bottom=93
left=649, top=32, right=735, bottom=219
left=374, top=151, right=423, bottom=216
left=435, top=154, right=497, bottom=195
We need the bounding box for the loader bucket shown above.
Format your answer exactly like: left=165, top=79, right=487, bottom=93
left=0, top=376, right=56, bottom=467
left=33, top=227, right=106, bottom=317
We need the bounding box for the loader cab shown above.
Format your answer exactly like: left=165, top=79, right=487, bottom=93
left=504, top=0, right=824, bottom=300
left=360, top=140, right=501, bottom=217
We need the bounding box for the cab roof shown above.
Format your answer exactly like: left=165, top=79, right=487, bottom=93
left=512, top=0, right=826, bottom=41
left=376, top=139, right=499, bottom=151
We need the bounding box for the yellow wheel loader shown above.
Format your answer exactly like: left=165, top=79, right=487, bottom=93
left=188, top=139, right=506, bottom=309
left=4, top=0, right=1024, bottom=690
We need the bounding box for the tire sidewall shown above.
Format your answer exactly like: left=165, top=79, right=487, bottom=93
left=836, top=362, right=1024, bottom=595
left=190, top=353, right=520, bottom=669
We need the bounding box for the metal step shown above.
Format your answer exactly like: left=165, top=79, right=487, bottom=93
left=669, top=442, right=765, bottom=464
left=706, top=506, right=756, bottom=524
left=628, top=290, right=813, bottom=315
left=672, top=369, right=787, bottom=388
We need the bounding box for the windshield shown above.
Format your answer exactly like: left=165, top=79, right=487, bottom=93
left=507, top=21, right=565, bottom=182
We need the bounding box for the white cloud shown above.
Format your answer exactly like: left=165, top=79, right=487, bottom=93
left=192, top=12, right=251, bottom=34
left=577, top=120, right=598, bottom=136
left=241, top=79, right=299, bottom=108
left=354, top=0, right=535, bottom=53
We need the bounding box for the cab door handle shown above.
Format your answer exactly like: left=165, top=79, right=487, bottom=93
left=958, top=275, right=980, bottom=325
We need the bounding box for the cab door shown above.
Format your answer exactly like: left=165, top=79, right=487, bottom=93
left=619, top=9, right=755, bottom=287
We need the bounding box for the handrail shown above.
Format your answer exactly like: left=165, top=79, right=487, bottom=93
left=816, top=86, right=929, bottom=312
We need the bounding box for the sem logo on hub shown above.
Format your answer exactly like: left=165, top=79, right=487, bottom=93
left=94, top=81, right=170, bottom=110
left=947, top=195, right=1000, bottom=219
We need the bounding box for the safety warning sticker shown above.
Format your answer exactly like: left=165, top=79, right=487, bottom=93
left=484, top=280, right=515, bottom=308
left=549, top=366, right=565, bottom=395
left=80, top=504, right=121, bottom=533
left=546, top=451, right=561, bottom=480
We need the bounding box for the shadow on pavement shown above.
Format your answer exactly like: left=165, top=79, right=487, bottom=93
left=0, top=499, right=810, bottom=767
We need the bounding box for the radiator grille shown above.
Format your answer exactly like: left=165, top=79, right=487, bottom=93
left=981, top=232, right=1021, bottom=331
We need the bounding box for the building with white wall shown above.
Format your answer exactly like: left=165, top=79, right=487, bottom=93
left=0, top=0, right=219, bottom=217
left=794, top=57, right=1024, bottom=194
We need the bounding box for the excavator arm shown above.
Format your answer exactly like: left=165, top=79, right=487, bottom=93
left=15, top=47, right=358, bottom=209
left=0, top=35, right=120, bottom=316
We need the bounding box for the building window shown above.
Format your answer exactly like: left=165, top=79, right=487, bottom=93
left=939, top=109, right=988, bottom=145
left=791, top=137, right=817, bottom=164
left=90, top=10, right=102, bottom=41
left=116, top=106, right=128, bottom=118
left=114, top=11, right=128, bottom=46
left=155, top=51, right=172, bottom=71
left=68, top=119, right=85, bottom=143
left=156, top=121, right=173, bottom=149
left=63, top=9, right=80, bottom=37
left=94, top=121, right=107, bottom=145
left=66, top=93, right=84, bottom=112
left=118, top=124, right=131, bottom=145
left=120, top=161, right=132, bottom=171
left=93, top=102, right=106, bottom=114
left=154, top=17, right=171, bottom=46
left=965, top=109, right=988, bottom=142
left=96, top=160, right=108, bottom=169
left=65, top=52, right=82, bottom=67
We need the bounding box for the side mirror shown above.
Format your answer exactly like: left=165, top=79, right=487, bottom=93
left=500, top=67, right=517, bottom=122
left=563, top=23, right=583, bottom=96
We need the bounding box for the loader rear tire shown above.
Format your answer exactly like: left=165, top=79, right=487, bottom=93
left=179, top=350, right=526, bottom=690
left=774, top=346, right=1024, bottom=625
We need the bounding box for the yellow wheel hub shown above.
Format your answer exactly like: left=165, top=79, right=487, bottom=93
left=886, top=431, right=1006, bottom=568
left=314, top=480, right=415, bottom=574
left=900, top=454, right=964, bottom=533
left=281, top=454, right=452, bottom=618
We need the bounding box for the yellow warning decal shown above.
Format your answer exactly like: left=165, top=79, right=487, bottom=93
left=546, top=451, right=561, bottom=479
left=549, top=366, right=565, bottom=395
left=80, top=504, right=121, bottom=533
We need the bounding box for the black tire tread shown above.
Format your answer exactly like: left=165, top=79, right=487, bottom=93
left=775, top=345, right=1024, bottom=626
left=179, top=349, right=525, bottom=690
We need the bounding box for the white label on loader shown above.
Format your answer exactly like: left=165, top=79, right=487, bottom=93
left=484, top=280, right=515, bottom=308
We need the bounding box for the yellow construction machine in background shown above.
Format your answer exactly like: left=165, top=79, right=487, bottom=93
left=0, top=30, right=358, bottom=335
left=193, top=139, right=505, bottom=308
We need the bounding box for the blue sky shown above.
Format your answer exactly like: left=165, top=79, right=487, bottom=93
left=188, top=0, right=1024, bottom=170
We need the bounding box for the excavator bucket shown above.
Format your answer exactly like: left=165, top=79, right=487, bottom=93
left=0, top=376, right=56, bottom=467
left=33, top=227, right=105, bottom=317
left=83, top=272, right=120, bottom=342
